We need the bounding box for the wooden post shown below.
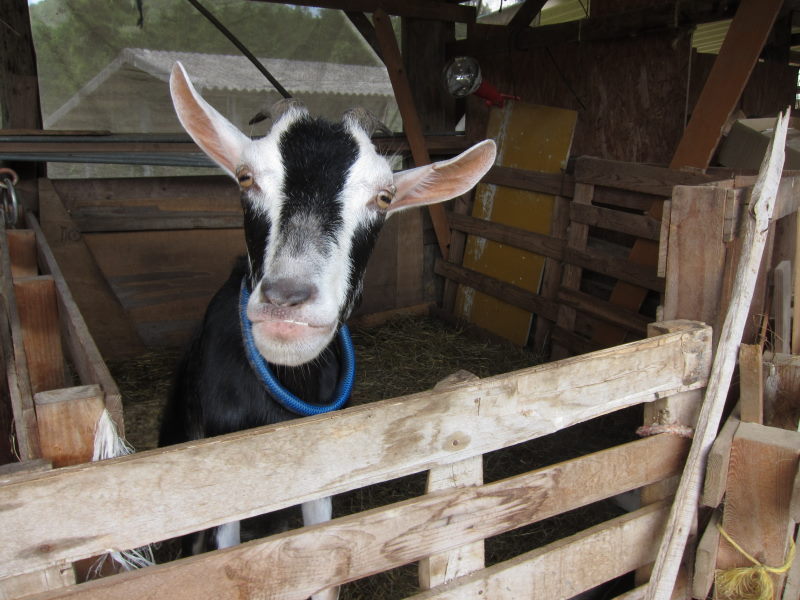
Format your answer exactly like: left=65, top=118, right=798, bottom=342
left=372, top=9, right=451, bottom=260
left=644, top=109, right=788, bottom=600
left=551, top=183, right=593, bottom=359
left=738, top=344, right=763, bottom=424
left=419, top=371, right=484, bottom=589
left=35, top=385, right=106, bottom=468
left=716, top=422, right=800, bottom=596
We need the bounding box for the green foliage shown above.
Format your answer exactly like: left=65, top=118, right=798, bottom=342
left=29, top=0, right=380, bottom=115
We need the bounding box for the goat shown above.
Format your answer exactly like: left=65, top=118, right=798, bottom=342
left=158, top=62, right=496, bottom=596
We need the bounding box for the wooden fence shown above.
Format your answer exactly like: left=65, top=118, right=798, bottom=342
left=438, top=156, right=737, bottom=359
left=0, top=210, right=714, bottom=599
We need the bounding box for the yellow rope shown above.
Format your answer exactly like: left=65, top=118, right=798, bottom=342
left=714, top=523, right=796, bottom=600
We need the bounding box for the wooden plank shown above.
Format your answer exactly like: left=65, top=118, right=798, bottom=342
left=557, top=287, right=650, bottom=336
left=691, top=510, right=721, bottom=600
left=483, top=164, right=574, bottom=197
left=26, top=215, right=124, bottom=435
left=669, top=0, right=783, bottom=170
left=34, top=385, right=105, bottom=468
left=7, top=230, right=37, bottom=278
left=13, top=276, right=66, bottom=394
left=0, top=323, right=711, bottom=577
left=573, top=156, right=728, bottom=196
left=0, top=230, right=40, bottom=460
left=532, top=195, right=570, bottom=352
left=410, top=503, right=671, bottom=600
left=657, top=200, right=670, bottom=278
left=645, top=108, right=788, bottom=600
left=763, top=351, right=800, bottom=431
left=662, top=185, right=729, bottom=340
left=456, top=101, right=576, bottom=346
left=420, top=371, right=483, bottom=590
left=552, top=183, right=593, bottom=359
left=773, top=260, right=792, bottom=354
left=570, top=202, right=661, bottom=241
left=447, top=212, right=564, bottom=261
left=0, top=459, right=74, bottom=599
left=716, top=422, right=800, bottom=595
left=435, top=259, right=560, bottom=322
left=563, top=246, right=665, bottom=293
left=793, top=211, right=800, bottom=355
left=738, top=343, right=763, bottom=424
left=441, top=194, right=472, bottom=314
left=37, top=178, right=145, bottom=360
left=700, top=411, right=740, bottom=509
left=0, top=565, right=75, bottom=600
left=16, top=440, right=688, bottom=600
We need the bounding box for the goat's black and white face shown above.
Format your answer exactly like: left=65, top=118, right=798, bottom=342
left=170, top=62, right=496, bottom=367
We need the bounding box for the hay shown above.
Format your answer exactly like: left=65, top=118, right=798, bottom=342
left=109, top=314, right=641, bottom=598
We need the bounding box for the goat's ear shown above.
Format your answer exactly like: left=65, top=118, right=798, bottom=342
left=170, top=62, right=249, bottom=179
left=388, top=139, right=496, bottom=215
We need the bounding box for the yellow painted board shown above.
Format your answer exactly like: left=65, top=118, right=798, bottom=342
left=455, top=102, right=577, bottom=345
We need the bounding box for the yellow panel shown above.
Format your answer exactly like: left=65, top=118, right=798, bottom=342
left=456, top=101, right=577, bottom=345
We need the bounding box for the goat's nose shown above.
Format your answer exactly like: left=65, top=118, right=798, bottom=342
left=260, top=278, right=316, bottom=307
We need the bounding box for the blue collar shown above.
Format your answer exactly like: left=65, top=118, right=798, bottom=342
left=239, top=279, right=355, bottom=416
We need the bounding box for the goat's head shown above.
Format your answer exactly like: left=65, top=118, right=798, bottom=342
left=170, top=62, right=496, bottom=366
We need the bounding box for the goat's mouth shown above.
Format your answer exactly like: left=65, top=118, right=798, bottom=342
left=247, top=307, right=334, bottom=342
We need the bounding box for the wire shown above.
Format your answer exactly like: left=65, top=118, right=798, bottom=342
left=184, top=0, right=292, bottom=99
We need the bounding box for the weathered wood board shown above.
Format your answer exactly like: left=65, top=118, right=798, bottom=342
left=455, top=101, right=576, bottom=345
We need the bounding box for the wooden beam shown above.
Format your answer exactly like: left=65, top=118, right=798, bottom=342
left=434, top=259, right=560, bottom=322
left=574, top=156, right=730, bottom=196
left=345, top=11, right=382, bottom=60
left=0, top=229, right=40, bottom=460
left=0, top=322, right=710, bottom=577
left=738, top=344, right=764, bottom=424
left=250, top=0, right=477, bottom=22
left=373, top=9, right=451, bottom=259
left=15, top=443, right=686, bottom=600
left=7, top=230, right=37, bottom=278
left=507, top=0, right=548, bottom=30
left=13, top=276, right=66, bottom=394
left=483, top=165, right=574, bottom=197
left=670, top=0, right=784, bottom=170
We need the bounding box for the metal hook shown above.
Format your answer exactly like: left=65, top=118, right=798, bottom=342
left=1, top=176, right=20, bottom=229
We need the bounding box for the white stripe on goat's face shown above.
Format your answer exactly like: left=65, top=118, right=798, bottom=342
left=170, top=62, right=497, bottom=367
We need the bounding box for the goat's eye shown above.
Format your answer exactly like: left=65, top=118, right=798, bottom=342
left=236, top=166, right=254, bottom=188
left=376, top=185, right=396, bottom=210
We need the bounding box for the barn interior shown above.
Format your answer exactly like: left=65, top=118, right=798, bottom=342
left=1, top=1, right=800, bottom=599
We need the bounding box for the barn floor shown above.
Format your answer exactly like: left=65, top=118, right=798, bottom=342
left=108, top=314, right=641, bottom=599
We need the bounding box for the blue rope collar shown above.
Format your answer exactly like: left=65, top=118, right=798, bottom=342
left=239, top=279, right=354, bottom=416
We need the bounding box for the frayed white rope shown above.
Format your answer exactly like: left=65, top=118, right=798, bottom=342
left=92, top=409, right=134, bottom=462
left=88, top=409, right=155, bottom=575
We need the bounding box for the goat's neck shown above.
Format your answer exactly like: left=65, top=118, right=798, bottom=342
left=268, top=336, right=341, bottom=404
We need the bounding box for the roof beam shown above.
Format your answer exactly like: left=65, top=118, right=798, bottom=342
left=249, top=0, right=476, bottom=23
left=508, top=0, right=548, bottom=30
